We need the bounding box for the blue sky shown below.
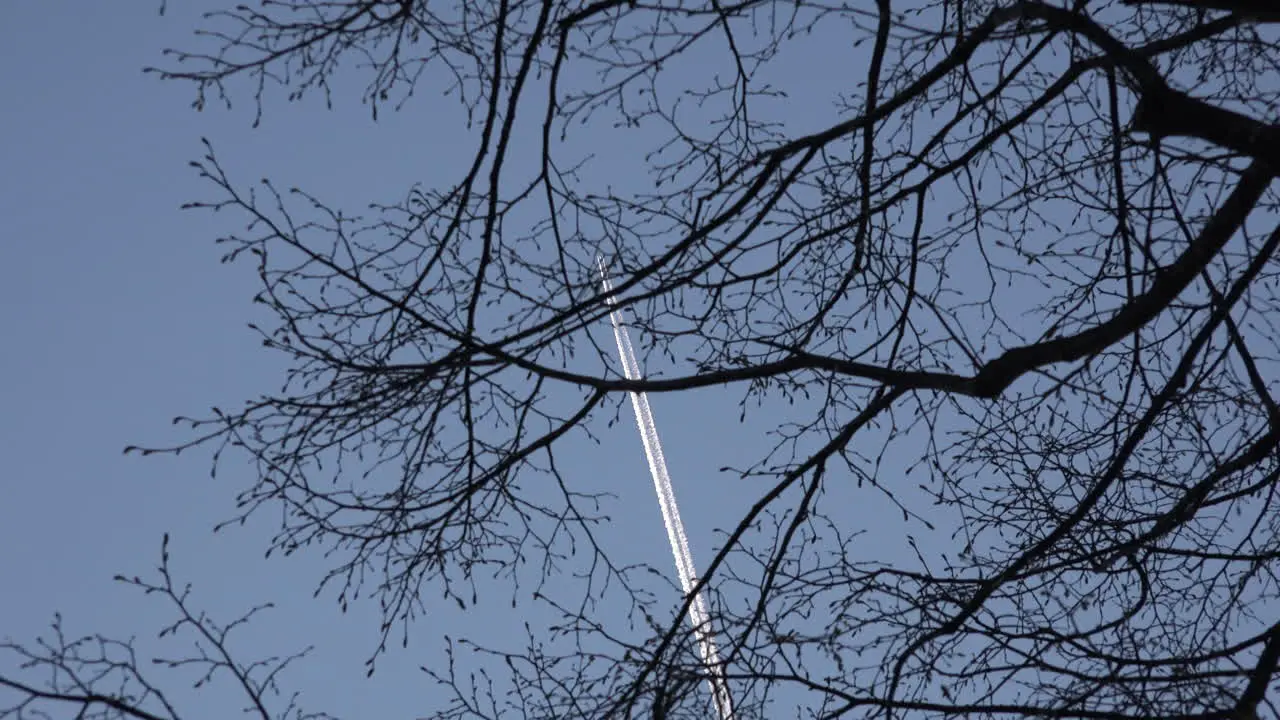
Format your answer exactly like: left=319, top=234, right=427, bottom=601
left=0, top=4, right=427, bottom=715
left=1, top=4, right=894, bottom=716
left=10, top=2, right=1252, bottom=717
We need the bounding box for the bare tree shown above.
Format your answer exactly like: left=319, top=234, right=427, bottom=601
left=1, top=536, right=331, bottom=720
left=6, top=0, right=1280, bottom=718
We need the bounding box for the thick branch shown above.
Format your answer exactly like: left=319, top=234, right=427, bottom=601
left=1025, top=3, right=1280, bottom=166
left=1132, top=87, right=1280, bottom=167
left=0, top=676, right=170, bottom=720
left=1236, top=621, right=1280, bottom=719
left=1121, top=0, right=1280, bottom=20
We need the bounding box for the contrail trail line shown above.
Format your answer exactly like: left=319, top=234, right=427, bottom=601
left=597, top=257, right=734, bottom=720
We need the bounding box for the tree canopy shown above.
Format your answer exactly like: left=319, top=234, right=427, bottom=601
left=5, top=0, right=1280, bottom=718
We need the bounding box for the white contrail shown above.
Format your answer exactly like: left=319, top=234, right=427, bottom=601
left=597, top=256, right=734, bottom=720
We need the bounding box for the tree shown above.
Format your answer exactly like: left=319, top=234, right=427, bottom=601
left=5, top=0, right=1280, bottom=718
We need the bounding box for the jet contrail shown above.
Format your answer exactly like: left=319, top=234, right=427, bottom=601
left=597, top=256, right=734, bottom=720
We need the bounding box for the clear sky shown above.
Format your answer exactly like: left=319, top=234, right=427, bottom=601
left=1, top=5, right=925, bottom=717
